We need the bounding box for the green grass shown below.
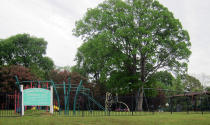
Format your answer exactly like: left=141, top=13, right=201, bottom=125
left=1, top=112, right=210, bottom=125
left=20, top=110, right=153, bottom=117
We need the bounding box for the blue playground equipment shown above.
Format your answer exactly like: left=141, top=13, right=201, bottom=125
left=14, top=76, right=105, bottom=116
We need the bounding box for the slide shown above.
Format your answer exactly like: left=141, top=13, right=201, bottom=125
left=81, top=92, right=105, bottom=111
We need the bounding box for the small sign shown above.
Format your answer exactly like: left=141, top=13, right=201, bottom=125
left=23, top=88, right=51, bottom=106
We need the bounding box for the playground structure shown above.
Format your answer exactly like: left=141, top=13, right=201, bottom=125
left=105, top=92, right=130, bottom=112
left=14, top=76, right=105, bottom=116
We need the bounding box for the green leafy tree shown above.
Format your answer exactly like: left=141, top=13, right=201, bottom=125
left=144, top=71, right=178, bottom=99
left=170, top=76, right=184, bottom=93
left=0, top=34, right=46, bottom=66
left=205, top=87, right=210, bottom=92
left=38, top=57, right=54, bottom=79
left=0, top=34, right=54, bottom=79
left=0, top=39, right=4, bottom=65
left=74, top=36, right=115, bottom=83
left=73, top=0, right=191, bottom=110
left=147, top=71, right=174, bottom=87
left=182, top=74, right=203, bottom=92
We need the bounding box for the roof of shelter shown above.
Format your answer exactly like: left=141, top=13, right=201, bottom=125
left=172, top=91, right=210, bottom=97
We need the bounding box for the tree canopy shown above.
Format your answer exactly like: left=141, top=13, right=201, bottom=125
left=0, top=65, right=37, bottom=92
left=0, top=33, right=54, bottom=79
left=182, top=74, right=203, bottom=92
left=73, top=0, right=192, bottom=110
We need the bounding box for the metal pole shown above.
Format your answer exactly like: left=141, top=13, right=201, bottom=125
left=66, top=78, right=71, bottom=115
left=51, top=80, right=60, bottom=114
left=73, top=80, right=83, bottom=115
left=132, top=95, right=134, bottom=116
left=201, top=96, right=203, bottom=115
left=15, top=90, right=16, bottom=113
left=50, top=86, right=53, bottom=114
left=170, top=97, right=173, bottom=114
left=20, top=85, right=24, bottom=116
left=63, top=82, right=66, bottom=115
left=187, top=96, right=189, bottom=114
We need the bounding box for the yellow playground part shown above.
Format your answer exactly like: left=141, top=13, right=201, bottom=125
left=30, top=106, right=59, bottom=111
left=31, top=107, right=36, bottom=110
left=54, top=105, right=59, bottom=111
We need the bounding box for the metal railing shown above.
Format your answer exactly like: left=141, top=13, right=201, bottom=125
left=1, top=90, right=210, bottom=117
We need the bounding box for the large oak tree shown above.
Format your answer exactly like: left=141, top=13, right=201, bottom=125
left=73, top=0, right=191, bottom=110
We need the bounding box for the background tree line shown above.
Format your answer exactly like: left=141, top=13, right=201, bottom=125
left=0, top=34, right=88, bottom=93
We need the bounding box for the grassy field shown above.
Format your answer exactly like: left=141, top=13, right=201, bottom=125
left=0, top=112, right=210, bottom=125
left=0, top=109, right=154, bottom=117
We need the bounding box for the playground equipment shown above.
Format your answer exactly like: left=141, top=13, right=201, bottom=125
left=105, top=92, right=130, bottom=112
left=14, top=76, right=105, bottom=116
left=54, top=105, right=59, bottom=111
left=2, top=81, right=210, bottom=117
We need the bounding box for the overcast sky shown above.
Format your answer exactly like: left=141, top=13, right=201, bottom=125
left=0, top=0, right=210, bottom=76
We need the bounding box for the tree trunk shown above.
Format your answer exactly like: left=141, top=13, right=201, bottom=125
left=136, top=54, right=146, bottom=111
left=136, top=86, right=144, bottom=111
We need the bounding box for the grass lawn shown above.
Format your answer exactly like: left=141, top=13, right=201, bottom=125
left=0, top=112, right=210, bottom=125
